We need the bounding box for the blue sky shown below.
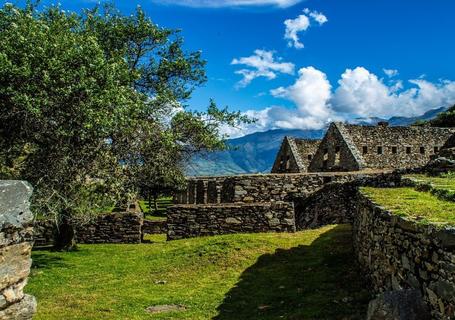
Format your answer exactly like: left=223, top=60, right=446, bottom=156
left=5, top=0, right=455, bottom=136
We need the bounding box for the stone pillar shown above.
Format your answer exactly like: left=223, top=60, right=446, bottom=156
left=0, top=181, right=37, bottom=320
left=196, top=180, right=206, bottom=204
left=207, top=181, right=218, bottom=204
left=187, top=181, right=196, bottom=205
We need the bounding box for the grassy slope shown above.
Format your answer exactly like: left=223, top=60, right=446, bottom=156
left=404, top=173, right=455, bottom=192
left=27, top=225, right=370, bottom=320
left=361, top=187, right=455, bottom=225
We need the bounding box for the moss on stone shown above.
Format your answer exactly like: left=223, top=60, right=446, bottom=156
left=360, top=187, right=455, bottom=225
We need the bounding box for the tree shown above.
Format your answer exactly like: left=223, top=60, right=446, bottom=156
left=0, top=3, right=251, bottom=250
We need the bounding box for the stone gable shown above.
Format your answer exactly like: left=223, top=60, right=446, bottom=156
left=271, top=137, right=321, bottom=173
left=309, top=122, right=455, bottom=172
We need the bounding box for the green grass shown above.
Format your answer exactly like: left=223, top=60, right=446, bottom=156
left=27, top=225, right=370, bottom=320
left=404, top=173, right=455, bottom=192
left=361, top=187, right=455, bottom=225
left=139, top=197, right=173, bottom=221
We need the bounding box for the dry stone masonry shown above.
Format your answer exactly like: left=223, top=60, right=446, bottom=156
left=0, top=181, right=36, bottom=320
left=353, top=192, right=455, bottom=319
left=167, top=202, right=295, bottom=240
left=34, top=212, right=144, bottom=246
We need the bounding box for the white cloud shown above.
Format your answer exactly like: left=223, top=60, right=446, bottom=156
left=231, top=50, right=295, bottom=88
left=383, top=68, right=399, bottom=78
left=271, top=66, right=333, bottom=121
left=284, top=8, right=328, bottom=49
left=224, top=66, right=455, bottom=138
left=152, top=0, right=302, bottom=8
left=332, top=67, right=455, bottom=118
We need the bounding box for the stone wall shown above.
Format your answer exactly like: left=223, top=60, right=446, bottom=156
left=167, top=202, right=295, bottom=240
left=353, top=192, right=455, bottom=319
left=0, top=181, right=36, bottom=320
left=175, top=171, right=396, bottom=205
left=34, top=212, right=143, bottom=245
left=309, top=122, right=455, bottom=172
left=271, top=137, right=321, bottom=173
left=294, top=183, right=358, bottom=230
left=142, top=219, right=167, bottom=235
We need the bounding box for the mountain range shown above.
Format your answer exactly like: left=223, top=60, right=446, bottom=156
left=186, top=107, right=446, bottom=176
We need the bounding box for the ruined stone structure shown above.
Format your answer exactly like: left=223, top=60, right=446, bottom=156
left=308, top=122, right=455, bottom=172
left=0, top=181, right=36, bottom=320
left=170, top=171, right=401, bottom=239
left=271, top=137, right=321, bottom=173
left=353, top=192, right=455, bottom=319
left=167, top=202, right=295, bottom=240
left=34, top=212, right=145, bottom=246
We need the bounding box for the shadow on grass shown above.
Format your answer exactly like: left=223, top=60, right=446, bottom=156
left=31, top=252, right=68, bottom=270
left=214, top=225, right=371, bottom=320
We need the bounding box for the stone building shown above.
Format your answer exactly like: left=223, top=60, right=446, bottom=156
left=307, top=122, right=455, bottom=172
left=271, top=137, right=321, bottom=173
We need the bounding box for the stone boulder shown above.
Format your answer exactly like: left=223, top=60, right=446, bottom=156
left=366, top=290, right=431, bottom=320
left=0, top=181, right=37, bottom=320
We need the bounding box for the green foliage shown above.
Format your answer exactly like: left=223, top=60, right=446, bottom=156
left=27, top=225, right=369, bottom=319
left=361, top=187, right=455, bottom=225
left=0, top=3, right=251, bottom=237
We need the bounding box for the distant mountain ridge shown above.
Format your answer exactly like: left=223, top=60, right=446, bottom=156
left=187, top=107, right=448, bottom=176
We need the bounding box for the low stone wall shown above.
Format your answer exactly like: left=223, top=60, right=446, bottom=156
left=75, top=212, right=143, bottom=244
left=167, top=202, right=295, bottom=240
left=294, top=183, right=358, bottom=230
left=353, top=192, right=455, bottom=319
left=142, top=219, right=167, bottom=235
left=0, top=181, right=36, bottom=320
left=34, top=212, right=143, bottom=245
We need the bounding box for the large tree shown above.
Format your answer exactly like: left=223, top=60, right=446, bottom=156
left=0, top=3, right=249, bottom=250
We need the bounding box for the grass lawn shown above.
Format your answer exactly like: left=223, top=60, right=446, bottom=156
left=404, top=173, right=455, bottom=192
left=361, top=187, right=455, bottom=225
left=27, top=225, right=370, bottom=320
left=139, top=197, right=172, bottom=221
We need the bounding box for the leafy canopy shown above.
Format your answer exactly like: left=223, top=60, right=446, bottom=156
left=0, top=3, right=251, bottom=225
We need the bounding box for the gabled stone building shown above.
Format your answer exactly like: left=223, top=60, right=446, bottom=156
left=271, top=137, right=321, bottom=173
left=308, top=122, right=455, bottom=172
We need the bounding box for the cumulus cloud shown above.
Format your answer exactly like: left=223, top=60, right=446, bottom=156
left=231, top=50, right=295, bottom=88
left=224, top=66, right=455, bottom=138
left=152, top=0, right=302, bottom=8
left=271, top=67, right=333, bottom=123
left=284, top=8, right=328, bottom=49
left=332, top=67, right=455, bottom=118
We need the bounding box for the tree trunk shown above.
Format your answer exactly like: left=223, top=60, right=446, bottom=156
left=153, top=194, right=158, bottom=212
left=53, top=217, right=77, bottom=251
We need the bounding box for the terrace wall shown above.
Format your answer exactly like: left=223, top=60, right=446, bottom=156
left=0, top=181, right=36, bottom=320
left=353, top=193, right=455, bottom=319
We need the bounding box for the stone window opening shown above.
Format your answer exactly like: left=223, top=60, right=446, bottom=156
left=334, top=146, right=341, bottom=166
left=406, top=146, right=411, bottom=154
left=377, top=146, right=383, bottom=155
left=323, top=148, right=329, bottom=169
left=362, top=146, right=368, bottom=154
left=434, top=146, right=439, bottom=154
left=420, top=146, right=425, bottom=154
left=307, top=154, right=313, bottom=161
left=285, top=155, right=290, bottom=169
left=391, top=146, right=397, bottom=154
